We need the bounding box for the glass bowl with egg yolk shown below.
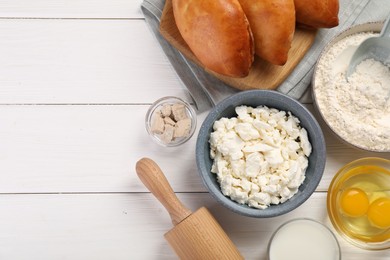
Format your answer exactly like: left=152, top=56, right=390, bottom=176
left=327, top=157, right=390, bottom=250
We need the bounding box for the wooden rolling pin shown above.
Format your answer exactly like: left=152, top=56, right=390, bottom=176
left=136, top=157, right=243, bottom=260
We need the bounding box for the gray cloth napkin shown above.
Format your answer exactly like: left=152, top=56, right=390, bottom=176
left=141, top=0, right=390, bottom=110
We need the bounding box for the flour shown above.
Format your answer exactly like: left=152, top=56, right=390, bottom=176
left=314, top=32, right=390, bottom=151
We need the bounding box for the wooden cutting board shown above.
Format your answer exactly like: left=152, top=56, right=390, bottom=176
left=159, top=0, right=317, bottom=91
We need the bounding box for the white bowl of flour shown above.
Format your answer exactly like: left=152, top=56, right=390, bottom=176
left=312, top=21, right=390, bottom=152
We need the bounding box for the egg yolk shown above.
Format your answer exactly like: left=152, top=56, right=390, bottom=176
left=367, top=198, right=390, bottom=229
left=339, top=188, right=369, bottom=217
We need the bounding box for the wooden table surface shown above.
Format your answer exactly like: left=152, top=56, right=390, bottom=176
left=0, top=1, right=389, bottom=259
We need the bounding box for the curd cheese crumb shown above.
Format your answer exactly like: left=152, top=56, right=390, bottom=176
left=235, top=123, right=261, bottom=141
left=209, top=105, right=312, bottom=209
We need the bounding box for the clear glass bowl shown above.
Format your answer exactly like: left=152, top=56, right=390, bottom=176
left=268, top=218, right=341, bottom=260
left=327, top=157, right=390, bottom=250
left=145, top=96, right=197, bottom=147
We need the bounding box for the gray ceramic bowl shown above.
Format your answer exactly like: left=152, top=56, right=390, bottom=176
left=196, top=90, right=326, bottom=218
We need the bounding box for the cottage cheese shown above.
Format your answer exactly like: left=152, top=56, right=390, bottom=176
left=209, top=105, right=312, bottom=209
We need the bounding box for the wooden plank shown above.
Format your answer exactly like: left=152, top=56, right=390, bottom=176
left=0, top=104, right=389, bottom=193
left=0, top=193, right=387, bottom=260
left=0, top=104, right=203, bottom=193
left=0, top=19, right=190, bottom=104
left=0, top=0, right=143, bottom=18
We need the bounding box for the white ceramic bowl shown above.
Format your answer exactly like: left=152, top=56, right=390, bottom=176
left=312, top=21, right=389, bottom=152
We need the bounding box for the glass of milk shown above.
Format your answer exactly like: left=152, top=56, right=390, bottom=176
left=268, top=218, right=341, bottom=260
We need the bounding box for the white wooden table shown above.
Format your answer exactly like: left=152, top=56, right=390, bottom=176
left=0, top=1, right=389, bottom=259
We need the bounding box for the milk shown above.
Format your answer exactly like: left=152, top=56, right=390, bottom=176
left=268, top=219, right=340, bottom=260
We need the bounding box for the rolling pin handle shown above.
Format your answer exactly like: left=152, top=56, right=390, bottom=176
left=136, top=157, right=192, bottom=226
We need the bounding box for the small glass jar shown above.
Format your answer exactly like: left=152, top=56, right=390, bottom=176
left=145, top=96, right=197, bottom=147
